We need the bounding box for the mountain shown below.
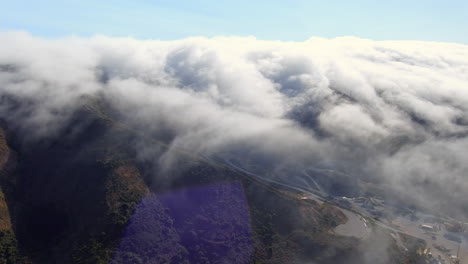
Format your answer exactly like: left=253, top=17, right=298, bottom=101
left=0, top=98, right=425, bottom=263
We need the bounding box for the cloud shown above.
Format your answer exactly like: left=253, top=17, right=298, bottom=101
left=1, top=31, right=468, bottom=216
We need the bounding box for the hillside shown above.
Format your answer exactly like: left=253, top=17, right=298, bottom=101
left=0, top=99, right=422, bottom=263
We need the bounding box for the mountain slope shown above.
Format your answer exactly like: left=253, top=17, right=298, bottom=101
left=0, top=99, right=422, bottom=263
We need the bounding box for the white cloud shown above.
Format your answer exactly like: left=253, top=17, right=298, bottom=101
left=1, top=31, right=468, bottom=215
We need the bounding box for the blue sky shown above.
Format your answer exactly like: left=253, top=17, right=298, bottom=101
left=1, top=0, right=467, bottom=43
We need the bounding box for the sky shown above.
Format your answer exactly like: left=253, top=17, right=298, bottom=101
left=0, top=0, right=467, bottom=44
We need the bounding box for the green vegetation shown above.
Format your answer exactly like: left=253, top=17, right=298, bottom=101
left=0, top=231, right=19, bottom=264
left=72, top=235, right=112, bottom=264
left=0, top=230, right=31, bottom=264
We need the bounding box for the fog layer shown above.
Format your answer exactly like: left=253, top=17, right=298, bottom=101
left=1, top=31, right=468, bottom=216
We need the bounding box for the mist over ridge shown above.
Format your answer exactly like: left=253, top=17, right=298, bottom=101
left=1, top=31, right=468, bottom=217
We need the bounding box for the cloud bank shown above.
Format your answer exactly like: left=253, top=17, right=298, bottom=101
left=1, top=31, right=468, bottom=216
